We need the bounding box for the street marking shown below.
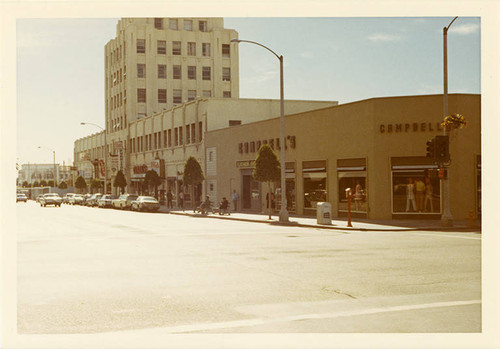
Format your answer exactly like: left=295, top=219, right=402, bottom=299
left=137, top=299, right=481, bottom=333
left=413, top=233, right=481, bottom=240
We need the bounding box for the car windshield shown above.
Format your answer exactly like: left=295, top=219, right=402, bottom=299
left=141, top=197, right=158, bottom=202
left=127, top=195, right=138, bottom=201
left=45, top=194, right=59, bottom=197
left=108, top=195, right=117, bottom=199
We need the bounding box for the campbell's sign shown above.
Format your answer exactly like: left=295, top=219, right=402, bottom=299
left=133, top=165, right=148, bottom=174
left=379, top=122, right=443, bottom=134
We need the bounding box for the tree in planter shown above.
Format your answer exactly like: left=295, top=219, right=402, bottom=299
left=40, top=180, right=48, bottom=187
left=113, top=170, right=127, bottom=195
left=48, top=180, right=55, bottom=187
left=22, top=181, right=29, bottom=188
left=182, top=156, right=204, bottom=212
left=90, top=179, right=102, bottom=193
left=33, top=181, right=40, bottom=187
left=144, top=170, right=162, bottom=199
left=253, top=144, right=281, bottom=219
left=58, top=181, right=68, bottom=190
left=75, top=176, right=87, bottom=194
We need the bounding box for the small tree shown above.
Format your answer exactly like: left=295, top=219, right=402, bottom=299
left=22, top=181, right=29, bottom=188
left=58, top=181, right=68, bottom=190
left=75, top=176, right=87, bottom=193
left=113, top=170, right=127, bottom=194
left=91, top=179, right=102, bottom=193
left=40, top=180, right=48, bottom=187
left=182, top=156, right=204, bottom=211
left=48, top=180, right=55, bottom=187
left=145, top=170, right=162, bottom=199
left=253, top=144, right=281, bottom=219
left=33, top=181, right=40, bottom=187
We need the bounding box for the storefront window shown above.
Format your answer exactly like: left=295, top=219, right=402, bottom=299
left=337, top=159, right=367, bottom=213
left=303, top=160, right=327, bottom=210
left=275, top=163, right=296, bottom=213
left=392, top=169, right=440, bottom=214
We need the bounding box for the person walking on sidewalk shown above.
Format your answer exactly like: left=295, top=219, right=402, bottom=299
left=167, top=190, right=173, bottom=209
left=179, top=190, right=184, bottom=211
left=232, top=190, right=239, bottom=212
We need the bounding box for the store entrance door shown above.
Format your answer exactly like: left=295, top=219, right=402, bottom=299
left=242, top=170, right=261, bottom=211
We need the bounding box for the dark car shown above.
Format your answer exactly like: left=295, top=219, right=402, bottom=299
left=131, top=196, right=160, bottom=212
left=97, top=194, right=117, bottom=208
left=112, top=194, right=139, bottom=210
left=39, top=193, right=62, bottom=207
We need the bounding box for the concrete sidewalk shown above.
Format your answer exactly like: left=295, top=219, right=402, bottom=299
left=158, top=206, right=481, bottom=232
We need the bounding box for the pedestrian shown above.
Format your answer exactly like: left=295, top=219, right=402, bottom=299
left=232, top=189, right=239, bottom=212
left=179, top=190, right=184, bottom=211
left=167, top=190, right=173, bottom=209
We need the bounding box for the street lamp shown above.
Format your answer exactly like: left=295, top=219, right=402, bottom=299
left=37, top=146, right=57, bottom=190
left=81, top=122, right=107, bottom=194
left=231, top=38, right=289, bottom=223
left=441, top=16, right=458, bottom=227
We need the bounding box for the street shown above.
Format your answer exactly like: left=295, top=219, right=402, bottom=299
left=17, top=201, right=481, bottom=334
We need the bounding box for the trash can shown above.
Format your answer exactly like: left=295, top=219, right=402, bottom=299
left=316, top=202, right=332, bottom=225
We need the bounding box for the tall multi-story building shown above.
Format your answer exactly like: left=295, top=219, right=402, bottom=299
left=98, top=17, right=239, bottom=189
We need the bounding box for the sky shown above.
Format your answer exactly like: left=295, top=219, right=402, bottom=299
left=15, top=16, right=481, bottom=167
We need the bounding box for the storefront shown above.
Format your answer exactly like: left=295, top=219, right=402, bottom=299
left=205, top=94, right=481, bottom=220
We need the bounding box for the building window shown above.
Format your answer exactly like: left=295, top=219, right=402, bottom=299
left=137, top=88, right=146, bottom=103
left=229, top=120, right=241, bottom=126
left=188, top=90, right=196, bottom=101
left=187, top=42, right=196, bottom=56
left=188, top=65, right=196, bottom=80
left=223, top=91, right=231, bottom=98
left=137, top=39, right=145, bottom=53
left=222, top=67, right=231, bottom=81
left=191, top=123, right=196, bottom=143
left=157, top=40, right=166, bottom=54
left=174, top=127, right=178, bottom=146
left=172, top=41, right=181, bottom=55
left=222, top=44, right=230, bottom=57
left=137, top=64, right=146, bottom=78
left=158, top=89, right=167, bottom=103
left=169, top=19, right=178, bottom=30
left=202, top=43, right=211, bottom=56
left=337, top=159, right=367, bottom=213
left=158, top=64, right=166, bottom=79
left=179, top=126, right=183, bottom=145
left=163, top=130, right=167, bottom=148
left=303, top=160, right=327, bottom=210
left=391, top=157, right=440, bottom=214
left=198, top=121, right=203, bottom=141
left=186, top=124, right=190, bottom=144
left=202, top=90, right=211, bottom=97
left=168, top=129, right=172, bottom=147
left=199, top=20, right=207, bottom=32
left=173, top=65, right=181, bottom=79
left=202, top=66, right=211, bottom=80
left=184, top=19, right=193, bottom=31
left=173, top=89, right=182, bottom=104
left=154, top=18, right=163, bottom=29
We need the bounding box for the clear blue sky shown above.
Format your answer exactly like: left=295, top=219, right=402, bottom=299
left=15, top=17, right=480, bottom=167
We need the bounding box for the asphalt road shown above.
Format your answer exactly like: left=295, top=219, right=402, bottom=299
left=17, top=200, right=481, bottom=334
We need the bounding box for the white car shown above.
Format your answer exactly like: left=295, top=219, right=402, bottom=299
left=39, top=193, right=62, bottom=207
left=17, top=193, right=28, bottom=202
left=69, top=194, right=85, bottom=205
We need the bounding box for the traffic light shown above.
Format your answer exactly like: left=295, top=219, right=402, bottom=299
left=435, top=135, right=450, bottom=163
left=426, top=138, right=436, bottom=159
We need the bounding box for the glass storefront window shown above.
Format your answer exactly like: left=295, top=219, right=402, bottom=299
left=303, top=160, right=327, bottom=210
left=392, top=170, right=440, bottom=214
left=338, top=173, right=366, bottom=212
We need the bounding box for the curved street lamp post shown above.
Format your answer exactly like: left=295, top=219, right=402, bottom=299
left=231, top=39, right=289, bottom=223
left=81, top=122, right=108, bottom=194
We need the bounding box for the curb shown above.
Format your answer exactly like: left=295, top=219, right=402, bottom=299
left=163, top=210, right=481, bottom=233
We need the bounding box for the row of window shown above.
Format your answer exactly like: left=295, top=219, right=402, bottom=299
left=108, top=66, right=127, bottom=89
left=137, top=64, right=231, bottom=81
left=108, top=115, right=126, bottom=133
left=108, top=43, right=126, bottom=68
left=131, top=122, right=203, bottom=153
left=137, top=88, right=231, bottom=104
left=108, top=90, right=127, bottom=112
left=138, top=39, right=230, bottom=58
left=154, top=18, right=208, bottom=32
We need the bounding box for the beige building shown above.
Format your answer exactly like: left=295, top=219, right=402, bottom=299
left=205, top=94, right=481, bottom=220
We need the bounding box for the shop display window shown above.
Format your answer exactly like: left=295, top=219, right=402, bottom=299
left=392, top=170, right=440, bottom=214
left=303, top=160, right=327, bottom=209
left=338, top=174, right=366, bottom=212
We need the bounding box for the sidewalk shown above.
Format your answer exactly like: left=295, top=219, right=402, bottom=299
left=158, top=206, right=481, bottom=232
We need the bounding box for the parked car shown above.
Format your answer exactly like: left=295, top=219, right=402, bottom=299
left=86, top=193, right=103, bottom=207
left=62, top=193, right=76, bottom=204
left=131, top=196, right=160, bottom=212
left=97, top=194, right=117, bottom=208
left=16, top=193, right=28, bottom=202
left=112, top=194, right=139, bottom=210
left=82, top=193, right=92, bottom=205
left=39, top=193, right=62, bottom=207
left=69, top=194, right=85, bottom=205
left=35, top=194, right=44, bottom=203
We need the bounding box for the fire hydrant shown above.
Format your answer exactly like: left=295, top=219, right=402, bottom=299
left=468, top=210, right=475, bottom=227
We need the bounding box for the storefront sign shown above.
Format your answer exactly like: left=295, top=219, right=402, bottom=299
left=236, top=160, right=255, bottom=168
left=379, top=122, right=443, bottom=134
left=133, top=164, right=148, bottom=174
left=238, top=135, right=296, bottom=154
